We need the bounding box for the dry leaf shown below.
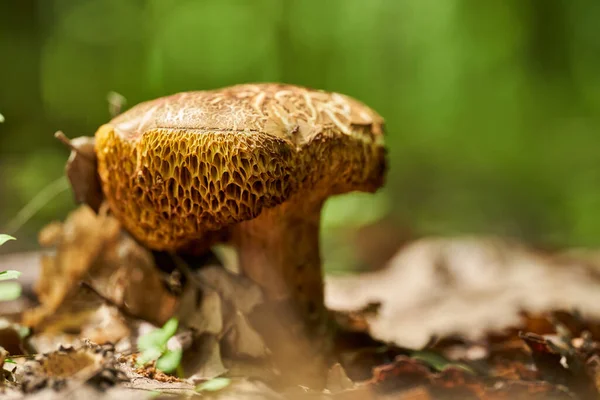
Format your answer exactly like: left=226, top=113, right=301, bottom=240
left=183, top=334, right=228, bottom=382
left=60, top=135, right=103, bottom=212
left=23, top=205, right=178, bottom=350
left=22, top=206, right=120, bottom=329
left=223, top=312, right=268, bottom=359
left=326, top=236, right=600, bottom=349
left=85, top=231, right=178, bottom=326
left=177, top=286, right=223, bottom=336
left=196, top=265, right=263, bottom=314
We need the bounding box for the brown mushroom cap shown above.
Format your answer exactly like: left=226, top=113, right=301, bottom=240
left=95, top=83, right=386, bottom=251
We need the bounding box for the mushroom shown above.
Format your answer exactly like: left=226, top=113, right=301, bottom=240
left=94, top=83, right=386, bottom=384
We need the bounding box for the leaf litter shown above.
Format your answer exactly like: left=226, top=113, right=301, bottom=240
left=5, top=139, right=600, bottom=398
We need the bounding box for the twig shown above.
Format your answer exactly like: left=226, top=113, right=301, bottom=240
left=54, top=131, right=95, bottom=163
left=107, top=91, right=127, bottom=118
left=79, top=280, right=141, bottom=323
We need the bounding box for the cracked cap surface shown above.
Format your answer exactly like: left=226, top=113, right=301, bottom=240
left=95, top=83, right=387, bottom=250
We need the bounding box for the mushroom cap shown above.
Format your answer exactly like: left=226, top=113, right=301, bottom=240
left=95, top=83, right=386, bottom=251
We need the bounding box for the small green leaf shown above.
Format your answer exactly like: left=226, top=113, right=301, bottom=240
left=156, top=348, right=182, bottom=373
left=0, top=235, right=16, bottom=246
left=160, top=318, right=179, bottom=339
left=137, top=347, right=162, bottom=367
left=4, top=358, right=16, bottom=364
left=0, top=282, right=22, bottom=301
left=195, top=377, right=231, bottom=393
left=136, top=318, right=181, bottom=369
left=410, top=350, right=475, bottom=375
left=138, top=318, right=179, bottom=351
left=137, top=330, right=167, bottom=351
left=0, top=270, right=21, bottom=281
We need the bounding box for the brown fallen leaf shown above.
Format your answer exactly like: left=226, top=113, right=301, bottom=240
left=23, top=205, right=180, bottom=351
left=222, top=312, right=268, bottom=359
left=84, top=229, right=178, bottom=326
left=22, top=206, right=121, bottom=330
left=55, top=133, right=103, bottom=212
left=195, top=265, right=263, bottom=315
left=41, top=207, right=117, bottom=310
left=176, top=284, right=223, bottom=336
left=326, top=236, right=600, bottom=349
left=183, top=334, right=228, bottom=383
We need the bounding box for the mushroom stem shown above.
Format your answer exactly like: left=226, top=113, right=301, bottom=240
left=231, top=196, right=331, bottom=385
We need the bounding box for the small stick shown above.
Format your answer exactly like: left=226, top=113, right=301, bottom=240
left=54, top=131, right=95, bottom=163
left=80, top=280, right=141, bottom=323
left=107, top=91, right=126, bottom=117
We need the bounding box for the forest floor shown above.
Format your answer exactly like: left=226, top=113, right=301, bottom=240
left=3, top=205, right=600, bottom=399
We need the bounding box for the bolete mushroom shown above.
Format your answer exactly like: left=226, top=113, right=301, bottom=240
left=94, top=83, right=386, bottom=383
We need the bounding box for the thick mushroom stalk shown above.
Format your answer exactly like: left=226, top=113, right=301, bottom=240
left=232, top=197, right=328, bottom=384
left=94, top=83, right=387, bottom=387
left=233, top=198, right=324, bottom=314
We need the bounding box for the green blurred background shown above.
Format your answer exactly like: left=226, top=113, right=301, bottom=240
left=1, top=0, right=600, bottom=272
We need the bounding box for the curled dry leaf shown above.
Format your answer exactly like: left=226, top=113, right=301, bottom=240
left=23, top=205, right=178, bottom=350
left=195, top=265, right=263, bottom=315
left=182, top=334, right=228, bottom=383
left=326, top=236, right=600, bottom=349
left=23, top=206, right=121, bottom=330
left=222, top=312, right=268, bottom=359
left=56, top=133, right=103, bottom=212
left=176, top=286, right=223, bottom=336
left=85, top=229, right=178, bottom=326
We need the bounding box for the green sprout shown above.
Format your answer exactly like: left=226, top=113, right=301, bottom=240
left=410, top=350, right=475, bottom=375
left=0, top=234, right=16, bottom=246
left=0, top=235, right=21, bottom=302
left=136, top=318, right=182, bottom=374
